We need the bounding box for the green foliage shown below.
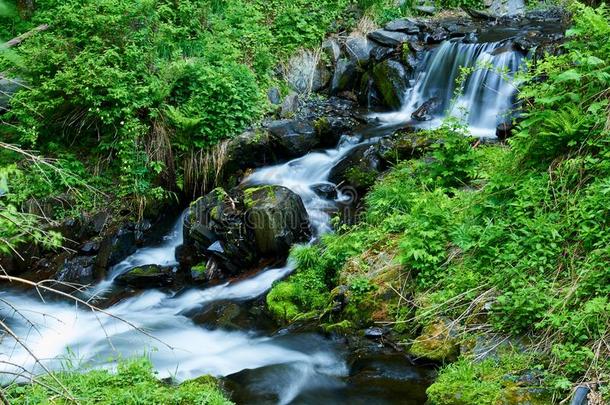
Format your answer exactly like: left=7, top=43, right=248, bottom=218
left=426, top=353, right=550, bottom=405
left=268, top=3, right=610, bottom=397
left=5, top=357, right=233, bottom=404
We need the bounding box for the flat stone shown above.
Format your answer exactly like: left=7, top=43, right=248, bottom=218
left=384, top=19, right=420, bottom=34
left=368, top=30, right=410, bottom=48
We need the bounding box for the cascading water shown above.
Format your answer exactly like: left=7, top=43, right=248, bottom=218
left=0, top=134, right=379, bottom=404
left=375, top=40, right=524, bottom=138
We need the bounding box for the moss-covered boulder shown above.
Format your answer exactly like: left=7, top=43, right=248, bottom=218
left=371, top=59, right=409, bottom=109
left=243, top=185, right=311, bottom=256
left=115, top=264, right=175, bottom=288
left=181, top=185, right=309, bottom=281
left=410, top=318, right=459, bottom=362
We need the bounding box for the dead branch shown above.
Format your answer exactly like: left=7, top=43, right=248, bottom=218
left=2, top=24, right=49, bottom=49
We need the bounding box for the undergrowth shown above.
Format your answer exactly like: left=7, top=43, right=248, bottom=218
left=267, top=3, right=610, bottom=402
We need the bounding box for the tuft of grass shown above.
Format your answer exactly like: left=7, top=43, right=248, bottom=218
left=5, top=358, right=233, bottom=405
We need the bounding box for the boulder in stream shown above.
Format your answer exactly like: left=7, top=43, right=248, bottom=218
left=115, top=264, right=175, bottom=288
left=371, top=59, right=410, bottom=110
left=182, top=185, right=310, bottom=281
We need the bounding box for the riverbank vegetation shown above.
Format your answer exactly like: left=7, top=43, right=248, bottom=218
left=267, top=2, right=610, bottom=402
left=5, top=358, right=233, bottom=404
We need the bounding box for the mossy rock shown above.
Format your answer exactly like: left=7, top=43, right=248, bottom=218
left=243, top=185, right=310, bottom=255
left=410, top=318, right=459, bottom=362
left=371, top=58, right=409, bottom=109
left=115, top=264, right=175, bottom=288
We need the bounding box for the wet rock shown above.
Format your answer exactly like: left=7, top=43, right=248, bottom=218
left=345, top=36, right=372, bottom=67
left=370, top=44, right=395, bottom=62
left=379, top=130, right=431, bottom=166
left=94, top=227, right=137, bottom=275
left=267, top=87, right=281, bottom=105
left=371, top=59, right=409, bottom=109
left=364, top=327, right=385, bottom=339
left=497, top=121, right=514, bottom=141
left=331, top=58, right=360, bottom=96
left=401, top=47, right=419, bottom=71
left=243, top=185, right=311, bottom=256
left=322, top=38, right=342, bottom=65
left=426, top=28, right=449, bottom=44
left=266, top=119, right=317, bottom=158
left=224, top=129, right=277, bottom=174
left=55, top=256, right=96, bottom=284
left=310, top=183, right=338, bottom=200
left=183, top=185, right=310, bottom=279
left=115, top=264, right=175, bottom=288
left=368, top=30, right=410, bottom=48
left=384, top=18, right=420, bottom=34
left=462, top=32, right=479, bottom=44
left=280, top=92, right=300, bottom=118
left=411, top=97, right=441, bottom=121
left=79, top=241, right=100, bottom=255
left=328, top=143, right=381, bottom=190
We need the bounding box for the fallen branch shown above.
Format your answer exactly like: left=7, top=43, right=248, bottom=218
left=1, top=24, right=49, bottom=49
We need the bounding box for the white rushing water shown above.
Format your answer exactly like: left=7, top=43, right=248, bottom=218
left=0, top=134, right=364, bottom=403
left=374, top=40, right=524, bottom=138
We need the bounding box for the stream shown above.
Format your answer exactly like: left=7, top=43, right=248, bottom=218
left=1, top=25, right=551, bottom=403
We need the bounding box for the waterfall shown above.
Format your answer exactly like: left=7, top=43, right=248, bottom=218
left=375, top=40, right=524, bottom=138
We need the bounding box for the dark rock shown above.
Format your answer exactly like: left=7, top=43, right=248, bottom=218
left=426, top=28, right=449, bottom=44
left=408, top=41, right=426, bottom=53
left=462, top=32, right=478, bottom=44
left=411, top=97, right=441, bottom=121
left=224, top=129, right=277, bottom=173
left=364, top=327, right=385, bottom=339
left=243, top=185, right=311, bottom=255
left=331, top=58, right=360, bottom=96
left=345, top=36, right=373, bottom=66
left=266, top=119, right=317, bottom=158
left=328, top=144, right=381, bottom=190
left=267, top=88, right=281, bottom=105
left=370, top=45, right=395, bottom=62
left=115, top=264, right=175, bottom=288
left=280, top=92, right=300, bottom=118
left=401, top=47, right=419, bottom=71
left=496, top=121, right=514, bottom=141
left=380, top=130, right=430, bottom=165
left=183, top=185, right=310, bottom=280
left=384, top=19, right=420, bottom=34
left=94, top=228, right=137, bottom=276
left=371, top=59, right=409, bottom=109
left=310, top=183, right=338, bottom=200
left=368, top=30, right=410, bottom=48
left=55, top=256, right=96, bottom=284
left=322, top=38, right=342, bottom=65
left=79, top=241, right=100, bottom=255
left=88, top=211, right=110, bottom=234
left=570, top=385, right=589, bottom=405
